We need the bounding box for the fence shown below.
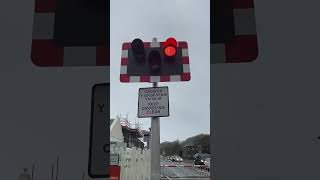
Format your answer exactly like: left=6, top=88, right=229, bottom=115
left=110, top=142, right=151, bottom=180
left=160, top=165, right=210, bottom=178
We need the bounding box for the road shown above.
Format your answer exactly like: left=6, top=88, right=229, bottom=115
left=160, top=158, right=210, bottom=179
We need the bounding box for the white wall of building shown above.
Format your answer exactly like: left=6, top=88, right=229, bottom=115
left=110, top=118, right=124, bottom=142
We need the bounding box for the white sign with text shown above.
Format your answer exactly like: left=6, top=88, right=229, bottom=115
left=138, top=86, right=169, bottom=118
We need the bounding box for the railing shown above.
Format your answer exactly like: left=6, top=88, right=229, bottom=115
left=160, top=165, right=210, bottom=178
left=110, top=142, right=151, bottom=180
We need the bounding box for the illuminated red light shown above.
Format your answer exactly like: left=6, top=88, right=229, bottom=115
left=164, top=37, right=177, bottom=57
left=165, top=46, right=176, bottom=57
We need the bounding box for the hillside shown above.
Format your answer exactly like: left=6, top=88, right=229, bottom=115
left=160, top=134, right=210, bottom=156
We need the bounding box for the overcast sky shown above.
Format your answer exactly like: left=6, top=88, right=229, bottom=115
left=110, top=0, right=210, bottom=143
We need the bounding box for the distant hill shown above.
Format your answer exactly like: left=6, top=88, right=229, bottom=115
left=160, top=134, right=210, bottom=156
left=181, top=133, right=210, bottom=147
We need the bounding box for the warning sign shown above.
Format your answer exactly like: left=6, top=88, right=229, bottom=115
left=138, top=86, right=169, bottom=118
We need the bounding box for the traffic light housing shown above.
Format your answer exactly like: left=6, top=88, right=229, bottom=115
left=148, top=50, right=162, bottom=74
left=131, top=38, right=146, bottom=63
left=120, top=38, right=190, bottom=83
left=31, top=0, right=109, bottom=67
left=211, top=0, right=258, bottom=64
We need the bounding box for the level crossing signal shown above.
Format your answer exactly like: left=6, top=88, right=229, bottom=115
left=120, top=38, right=191, bottom=83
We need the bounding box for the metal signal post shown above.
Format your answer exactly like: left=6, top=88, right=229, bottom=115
left=150, top=81, right=161, bottom=180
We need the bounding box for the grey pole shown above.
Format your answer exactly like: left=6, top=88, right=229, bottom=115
left=150, top=81, right=161, bottom=180
left=150, top=37, right=161, bottom=180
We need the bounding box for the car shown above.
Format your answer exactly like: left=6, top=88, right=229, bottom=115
left=194, top=153, right=210, bottom=165
left=204, top=158, right=210, bottom=166
left=170, top=155, right=183, bottom=162
left=174, top=156, right=183, bottom=162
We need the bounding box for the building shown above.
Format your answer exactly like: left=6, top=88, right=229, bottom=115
left=182, top=141, right=195, bottom=159
left=117, top=115, right=145, bottom=149
left=110, top=118, right=124, bottom=142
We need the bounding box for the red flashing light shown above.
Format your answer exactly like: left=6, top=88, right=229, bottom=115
left=164, top=38, right=177, bottom=57
left=165, top=46, right=176, bottom=57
